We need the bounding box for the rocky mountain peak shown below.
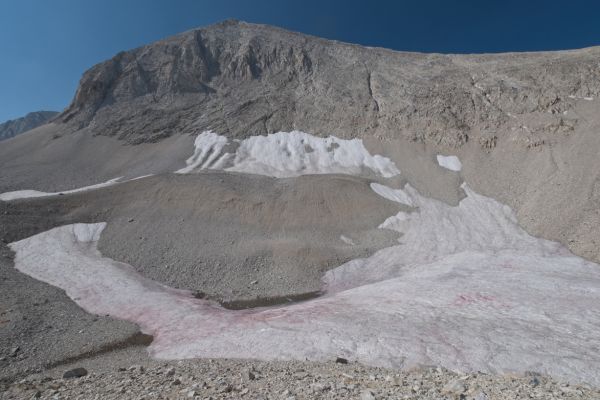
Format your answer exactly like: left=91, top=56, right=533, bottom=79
left=58, top=20, right=600, bottom=147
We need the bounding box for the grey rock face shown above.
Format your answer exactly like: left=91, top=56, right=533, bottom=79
left=0, top=111, right=58, bottom=141
left=58, top=20, right=600, bottom=148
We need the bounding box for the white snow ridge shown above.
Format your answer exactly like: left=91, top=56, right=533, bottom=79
left=177, top=131, right=401, bottom=178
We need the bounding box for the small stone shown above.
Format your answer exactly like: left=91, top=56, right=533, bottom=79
left=221, top=384, right=233, bottom=393
left=62, top=367, right=88, bottom=379
left=529, top=376, right=540, bottom=387
left=560, top=386, right=577, bottom=394
left=474, top=392, right=489, bottom=400
left=311, top=383, right=331, bottom=392
left=128, top=365, right=144, bottom=373
left=10, top=347, right=20, bottom=357
left=240, top=388, right=249, bottom=395
left=187, top=390, right=196, bottom=398
left=128, top=218, right=135, bottom=223
left=165, top=367, right=175, bottom=376
left=172, top=378, right=181, bottom=385
left=335, top=357, right=348, bottom=364
left=361, top=389, right=376, bottom=400
left=250, top=280, right=258, bottom=285
left=246, top=370, right=256, bottom=380
left=442, top=379, right=466, bottom=396
left=32, top=391, right=42, bottom=398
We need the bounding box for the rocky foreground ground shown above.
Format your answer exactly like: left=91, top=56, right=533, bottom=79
left=2, top=358, right=599, bottom=400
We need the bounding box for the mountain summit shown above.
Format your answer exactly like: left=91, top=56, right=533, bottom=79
left=59, top=20, right=600, bottom=147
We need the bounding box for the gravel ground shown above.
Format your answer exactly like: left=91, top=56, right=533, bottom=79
left=2, top=358, right=599, bottom=400
left=0, top=220, right=142, bottom=384
left=1, top=172, right=399, bottom=303
left=0, top=246, right=145, bottom=383
left=0, top=171, right=398, bottom=382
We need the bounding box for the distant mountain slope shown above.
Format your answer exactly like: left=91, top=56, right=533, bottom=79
left=0, top=111, right=58, bottom=141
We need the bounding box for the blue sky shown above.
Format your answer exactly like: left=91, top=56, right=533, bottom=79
left=1, top=0, right=599, bottom=122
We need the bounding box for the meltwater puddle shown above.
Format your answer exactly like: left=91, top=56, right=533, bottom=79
left=218, top=291, right=323, bottom=310
left=9, top=181, right=600, bottom=386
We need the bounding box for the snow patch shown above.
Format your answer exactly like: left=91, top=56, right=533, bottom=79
left=177, top=131, right=400, bottom=178
left=340, top=235, right=356, bottom=246
left=568, top=95, right=594, bottom=101
left=10, top=183, right=600, bottom=385
left=130, top=174, right=155, bottom=181
left=436, top=155, right=462, bottom=172
left=0, top=177, right=123, bottom=201
left=370, top=183, right=414, bottom=207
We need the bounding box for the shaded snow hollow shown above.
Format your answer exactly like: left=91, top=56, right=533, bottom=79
left=6, top=131, right=600, bottom=385
left=176, top=131, right=401, bottom=177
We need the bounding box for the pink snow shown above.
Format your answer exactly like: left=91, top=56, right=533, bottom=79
left=9, top=183, right=600, bottom=385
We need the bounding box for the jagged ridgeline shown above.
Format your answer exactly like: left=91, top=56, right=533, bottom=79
left=59, top=20, right=599, bottom=146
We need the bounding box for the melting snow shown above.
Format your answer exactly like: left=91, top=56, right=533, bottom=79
left=568, top=95, right=594, bottom=101
left=177, top=131, right=401, bottom=178
left=175, top=132, right=230, bottom=174
left=4, top=129, right=600, bottom=383
left=436, top=155, right=462, bottom=172
left=0, top=177, right=123, bottom=201
left=340, top=235, right=356, bottom=246
left=370, top=183, right=414, bottom=207
left=9, top=182, right=600, bottom=385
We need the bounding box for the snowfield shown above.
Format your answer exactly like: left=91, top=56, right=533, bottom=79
left=5, top=131, right=600, bottom=385
left=177, top=131, right=401, bottom=178
left=9, top=181, right=600, bottom=385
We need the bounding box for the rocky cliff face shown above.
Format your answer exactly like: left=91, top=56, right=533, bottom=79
left=0, top=111, right=58, bottom=141
left=58, top=20, right=600, bottom=147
